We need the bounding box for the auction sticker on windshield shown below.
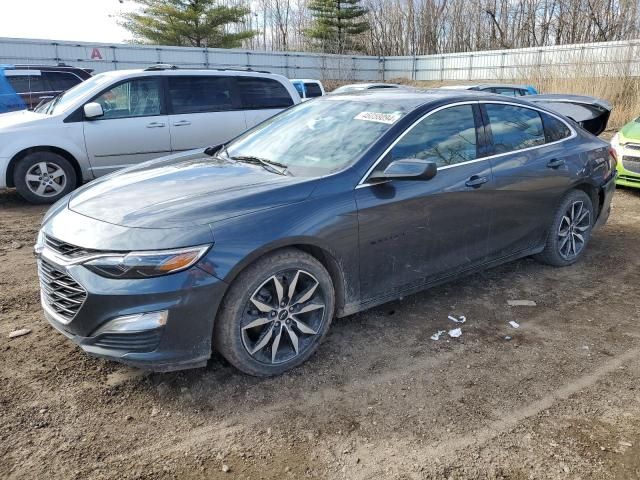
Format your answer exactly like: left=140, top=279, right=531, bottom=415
left=354, top=111, right=402, bottom=124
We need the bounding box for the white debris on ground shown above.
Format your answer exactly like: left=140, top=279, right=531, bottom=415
left=509, top=321, right=520, bottom=329
left=448, top=328, right=462, bottom=338
left=448, top=315, right=466, bottom=324
left=507, top=299, right=537, bottom=307
left=430, top=330, right=446, bottom=341
left=505, top=336, right=512, bottom=341
left=8, top=328, right=31, bottom=339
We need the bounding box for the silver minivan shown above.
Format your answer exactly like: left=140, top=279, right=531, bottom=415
left=0, top=65, right=301, bottom=203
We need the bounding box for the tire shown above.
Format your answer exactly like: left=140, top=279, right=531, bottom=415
left=13, top=151, right=77, bottom=204
left=534, top=189, right=594, bottom=267
left=214, top=248, right=335, bottom=376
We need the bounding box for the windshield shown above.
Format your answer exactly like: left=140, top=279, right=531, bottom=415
left=35, top=73, right=114, bottom=115
left=225, top=98, right=410, bottom=177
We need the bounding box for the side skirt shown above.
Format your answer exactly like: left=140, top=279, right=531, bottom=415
left=339, top=245, right=545, bottom=317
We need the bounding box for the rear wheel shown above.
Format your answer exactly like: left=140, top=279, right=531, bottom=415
left=13, top=151, right=76, bottom=204
left=535, top=190, right=594, bottom=267
left=214, top=249, right=335, bottom=376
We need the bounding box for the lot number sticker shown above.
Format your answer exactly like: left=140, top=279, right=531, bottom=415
left=354, top=111, right=402, bottom=124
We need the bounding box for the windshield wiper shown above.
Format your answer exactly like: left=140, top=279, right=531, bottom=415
left=231, top=155, right=289, bottom=176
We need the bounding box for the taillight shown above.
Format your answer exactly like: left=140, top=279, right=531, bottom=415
left=608, top=147, right=618, bottom=169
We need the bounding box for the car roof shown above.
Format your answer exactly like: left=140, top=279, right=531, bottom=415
left=440, top=83, right=533, bottom=90
left=88, top=68, right=292, bottom=84
left=291, top=79, right=322, bottom=83
left=316, top=88, right=540, bottom=109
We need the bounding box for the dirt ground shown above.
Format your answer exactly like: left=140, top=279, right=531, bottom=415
left=1, top=185, right=640, bottom=480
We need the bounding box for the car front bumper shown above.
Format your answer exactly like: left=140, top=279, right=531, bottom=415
left=39, top=254, right=228, bottom=372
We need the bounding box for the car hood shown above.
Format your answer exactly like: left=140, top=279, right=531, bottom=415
left=0, top=109, right=52, bottom=131
left=68, top=150, right=317, bottom=228
left=620, top=118, right=640, bottom=141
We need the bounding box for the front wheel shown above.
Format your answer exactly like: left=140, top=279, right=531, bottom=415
left=13, top=151, right=77, bottom=204
left=535, top=189, right=594, bottom=267
left=214, top=249, right=335, bottom=376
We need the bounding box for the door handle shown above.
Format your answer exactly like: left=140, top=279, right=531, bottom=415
left=146, top=122, right=166, bottom=128
left=173, top=120, right=191, bottom=127
left=465, top=175, right=488, bottom=188
left=547, top=158, right=565, bottom=169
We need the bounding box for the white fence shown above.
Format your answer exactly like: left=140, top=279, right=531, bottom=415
left=0, top=36, right=638, bottom=82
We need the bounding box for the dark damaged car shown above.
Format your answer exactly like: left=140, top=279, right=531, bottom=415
left=36, top=90, right=617, bottom=376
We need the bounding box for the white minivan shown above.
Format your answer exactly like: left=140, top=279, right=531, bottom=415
left=0, top=65, right=301, bottom=203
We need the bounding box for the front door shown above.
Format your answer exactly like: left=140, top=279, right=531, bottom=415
left=356, top=103, right=495, bottom=300
left=83, top=77, right=171, bottom=176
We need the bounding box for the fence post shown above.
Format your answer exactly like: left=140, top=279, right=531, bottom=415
left=500, top=52, right=505, bottom=80
left=246, top=51, right=251, bottom=70
left=412, top=54, right=417, bottom=81
left=111, top=46, right=118, bottom=70
left=204, top=49, right=209, bottom=69
left=468, top=54, right=473, bottom=81
left=380, top=56, right=385, bottom=81
left=440, top=56, right=445, bottom=82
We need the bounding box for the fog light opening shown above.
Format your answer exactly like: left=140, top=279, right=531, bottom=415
left=94, top=310, right=168, bottom=336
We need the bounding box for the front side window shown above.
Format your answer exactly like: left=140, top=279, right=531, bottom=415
left=237, top=77, right=293, bottom=109
left=485, top=104, right=545, bottom=154
left=168, top=76, right=234, bottom=114
left=226, top=98, right=410, bottom=177
left=94, top=78, right=161, bottom=119
left=390, top=105, right=478, bottom=167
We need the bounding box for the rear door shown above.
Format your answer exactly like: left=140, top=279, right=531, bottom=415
left=237, top=76, right=295, bottom=128
left=166, top=75, right=246, bottom=152
left=83, top=76, right=171, bottom=176
left=482, top=102, right=576, bottom=258
left=356, top=103, right=496, bottom=299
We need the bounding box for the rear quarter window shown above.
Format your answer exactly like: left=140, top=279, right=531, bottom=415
left=541, top=112, right=572, bottom=142
left=237, top=77, right=294, bottom=109
left=304, top=82, right=323, bottom=97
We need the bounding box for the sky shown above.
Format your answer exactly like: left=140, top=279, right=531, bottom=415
left=0, top=0, right=139, bottom=44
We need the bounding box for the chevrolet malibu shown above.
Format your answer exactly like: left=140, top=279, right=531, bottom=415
left=36, top=90, right=616, bottom=376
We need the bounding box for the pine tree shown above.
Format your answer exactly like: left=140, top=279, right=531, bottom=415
left=305, top=0, right=369, bottom=54
left=120, top=0, right=255, bottom=48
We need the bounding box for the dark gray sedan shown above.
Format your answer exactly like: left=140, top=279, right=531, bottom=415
left=36, top=90, right=617, bottom=376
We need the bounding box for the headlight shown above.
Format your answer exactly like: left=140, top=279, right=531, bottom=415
left=84, top=245, right=211, bottom=279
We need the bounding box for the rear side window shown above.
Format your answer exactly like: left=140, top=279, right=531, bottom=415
left=168, top=76, right=234, bottom=114
left=485, top=104, right=545, bottom=154
left=237, top=77, right=293, bottom=109
left=390, top=105, right=478, bottom=167
left=45, top=71, right=82, bottom=91
left=304, top=82, right=323, bottom=98
left=541, top=112, right=572, bottom=142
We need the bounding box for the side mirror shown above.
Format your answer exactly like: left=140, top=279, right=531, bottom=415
left=83, top=102, right=104, bottom=119
left=370, top=159, right=437, bottom=181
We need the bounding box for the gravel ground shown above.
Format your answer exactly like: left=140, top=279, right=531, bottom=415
left=1, top=185, right=639, bottom=480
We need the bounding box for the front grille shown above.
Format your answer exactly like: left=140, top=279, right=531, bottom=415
left=625, top=143, right=640, bottom=151
left=93, top=330, right=163, bottom=352
left=44, top=235, right=95, bottom=259
left=39, top=259, right=87, bottom=323
left=622, top=156, right=640, bottom=174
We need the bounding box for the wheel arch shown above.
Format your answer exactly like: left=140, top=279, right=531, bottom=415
left=6, top=146, right=82, bottom=188
left=217, top=241, right=350, bottom=318
left=572, top=181, right=601, bottom=218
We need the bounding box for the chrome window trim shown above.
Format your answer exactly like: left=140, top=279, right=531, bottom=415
left=356, top=99, right=576, bottom=189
